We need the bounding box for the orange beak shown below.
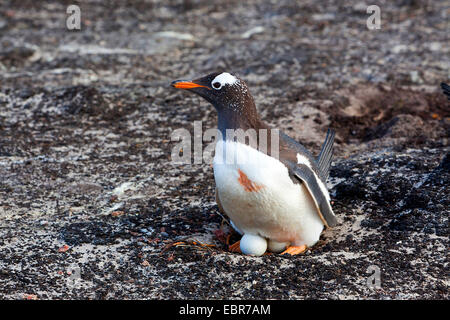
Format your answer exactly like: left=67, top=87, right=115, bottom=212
left=171, top=80, right=209, bottom=90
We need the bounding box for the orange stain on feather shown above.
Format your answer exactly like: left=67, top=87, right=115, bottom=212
left=237, top=169, right=264, bottom=192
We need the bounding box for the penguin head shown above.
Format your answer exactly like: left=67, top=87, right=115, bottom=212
left=171, top=72, right=254, bottom=115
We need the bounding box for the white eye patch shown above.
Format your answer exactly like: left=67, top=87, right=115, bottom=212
left=211, top=72, right=238, bottom=90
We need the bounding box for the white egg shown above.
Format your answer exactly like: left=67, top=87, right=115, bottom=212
left=240, top=234, right=267, bottom=256
left=268, top=240, right=289, bottom=253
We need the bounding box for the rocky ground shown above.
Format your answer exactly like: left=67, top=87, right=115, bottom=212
left=0, top=0, right=448, bottom=300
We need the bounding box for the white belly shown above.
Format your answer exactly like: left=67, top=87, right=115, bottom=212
left=213, top=140, right=324, bottom=247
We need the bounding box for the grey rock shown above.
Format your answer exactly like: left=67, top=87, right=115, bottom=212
left=0, top=0, right=448, bottom=300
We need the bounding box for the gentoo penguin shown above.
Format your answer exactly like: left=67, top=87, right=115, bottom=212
left=171, top=72, right=337, bottom=256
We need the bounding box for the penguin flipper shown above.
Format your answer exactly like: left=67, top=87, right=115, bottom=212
left=288, top=162, right=338, bottom=228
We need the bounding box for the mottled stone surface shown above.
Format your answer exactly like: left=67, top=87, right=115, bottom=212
left=0, top=0, right=448, bottom=299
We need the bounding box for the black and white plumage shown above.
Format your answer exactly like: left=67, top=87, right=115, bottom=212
left=172, top=72, right=337, bottom=256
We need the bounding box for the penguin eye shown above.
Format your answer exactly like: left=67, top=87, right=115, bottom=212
left=212, top=82, right=222, bottom=90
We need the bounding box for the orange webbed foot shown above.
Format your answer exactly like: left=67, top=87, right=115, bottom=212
left=228, top=240, right=241, bottom=253
left=281, top=245, right=307, bottom=255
